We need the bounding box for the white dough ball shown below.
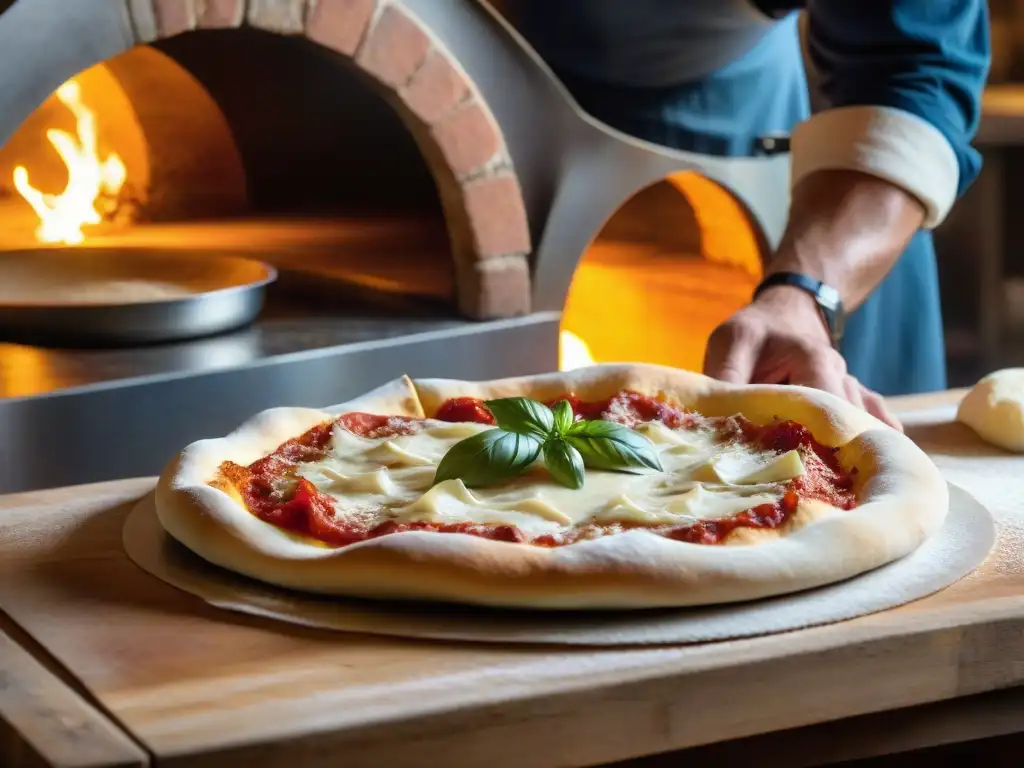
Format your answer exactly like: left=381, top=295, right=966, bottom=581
left=957, top=368, right=1024, bottom=452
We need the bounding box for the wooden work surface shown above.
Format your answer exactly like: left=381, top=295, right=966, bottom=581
left=3, top=388, right=1024, bottom=768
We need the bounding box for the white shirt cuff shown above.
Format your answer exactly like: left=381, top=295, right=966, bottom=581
left=790, top=105, right=960, bottom=229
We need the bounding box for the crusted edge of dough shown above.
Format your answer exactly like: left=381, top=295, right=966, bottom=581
left=155, top=364, right=948, bottom=610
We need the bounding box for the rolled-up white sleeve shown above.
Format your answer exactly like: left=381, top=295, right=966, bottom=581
left=793, top=0, right=990, bottom=230
left=791, top=105, right=959, bottom=228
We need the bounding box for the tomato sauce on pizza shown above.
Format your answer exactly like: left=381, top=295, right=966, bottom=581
left=215, top=390, right=856, bottom=549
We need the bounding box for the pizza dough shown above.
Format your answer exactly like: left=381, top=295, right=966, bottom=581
left=957, top=368, right=1024, bottom=452
left=155, top=364, right=949, bottom=610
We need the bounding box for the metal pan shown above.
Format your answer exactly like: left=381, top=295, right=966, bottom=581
left=0, top=247, right=276, bottom=346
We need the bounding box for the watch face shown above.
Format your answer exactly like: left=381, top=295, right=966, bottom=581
left=754, top=271, right=845, bottom=344
left=816, top=283, right=842, bottom=312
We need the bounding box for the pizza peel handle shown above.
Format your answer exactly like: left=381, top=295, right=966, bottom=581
left=0, top=248, right=276, bottom=346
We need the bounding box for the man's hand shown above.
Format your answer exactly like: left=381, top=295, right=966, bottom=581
left=704, top=283, right=901, bottom=430
left=700, top=169, right=927, bottom=431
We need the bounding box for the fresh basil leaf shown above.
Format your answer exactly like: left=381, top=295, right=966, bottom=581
left=543, top=438, right=585, bottom=489
left=566, top=419, right=664, bottom=473
left=550, top=399, right=574, bottom=435
left=484, top=397, right=554, bottom=437
left=433, top=429, right=542, bottom=488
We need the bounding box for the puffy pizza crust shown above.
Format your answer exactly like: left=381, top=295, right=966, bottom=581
left=154, top=365, right=949, bottom=610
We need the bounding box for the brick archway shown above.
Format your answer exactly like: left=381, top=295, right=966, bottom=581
left=127, top=0, right=532, bottom=319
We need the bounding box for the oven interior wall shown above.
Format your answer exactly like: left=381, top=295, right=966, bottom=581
left=149, top=28, right=458, bottom=307
left=153, top=28, right=443, bottom=218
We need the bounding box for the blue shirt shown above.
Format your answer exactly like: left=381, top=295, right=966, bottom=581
left=498, top=0, right=990, bottom=197
left=799, top=0, right=988, bottom=198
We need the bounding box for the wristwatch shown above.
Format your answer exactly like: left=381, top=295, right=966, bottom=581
left=752, top=271, right=846, bottom=347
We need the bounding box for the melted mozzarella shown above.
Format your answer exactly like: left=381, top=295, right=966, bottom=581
left=709, top=449, right=806, bottom=485
left=295, top=418, right=808, bottom=537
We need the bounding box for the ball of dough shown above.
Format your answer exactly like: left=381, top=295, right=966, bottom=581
left=957, top=368, right=1024, bottom=452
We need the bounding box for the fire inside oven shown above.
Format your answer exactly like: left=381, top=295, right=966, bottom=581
left=0, top=22, right=762, bottom=370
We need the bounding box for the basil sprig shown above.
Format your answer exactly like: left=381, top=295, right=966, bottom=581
left=432, top=397, right=663, bottom=489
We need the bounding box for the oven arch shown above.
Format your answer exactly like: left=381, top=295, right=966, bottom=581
left=0, top=0, right=533, bottom=320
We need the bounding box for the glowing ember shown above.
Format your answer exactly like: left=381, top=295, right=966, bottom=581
left=12, top=79, right=126, bottom=245
left=559, top=329, right=595, bottom=371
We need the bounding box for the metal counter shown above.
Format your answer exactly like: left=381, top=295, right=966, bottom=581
left=0, top=300, right=561, bottom=493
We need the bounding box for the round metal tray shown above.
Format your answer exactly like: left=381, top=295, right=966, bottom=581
left=0, top=248, right=277, bottom=346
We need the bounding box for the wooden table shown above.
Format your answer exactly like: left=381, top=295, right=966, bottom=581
left=3, top=388, right=1024, bottom=768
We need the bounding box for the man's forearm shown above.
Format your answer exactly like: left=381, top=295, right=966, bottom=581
left=766, top=169, right=926, bottom=310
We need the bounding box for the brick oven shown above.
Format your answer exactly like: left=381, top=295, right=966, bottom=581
left=0, top=0, right=790, bottom=492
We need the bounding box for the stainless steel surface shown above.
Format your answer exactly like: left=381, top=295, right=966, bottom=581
left=0, top=302, right=466, bottom=399
left=0, top=0, right=134, bottom=148
left=0, top=248, right=276, bottom=345
left=0, top=312, right=561, bottom=493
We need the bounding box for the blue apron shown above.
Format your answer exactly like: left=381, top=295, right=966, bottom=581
left=500, top=2, right=946, bottom=396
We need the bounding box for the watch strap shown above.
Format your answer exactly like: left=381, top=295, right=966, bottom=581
left=753, top=271, right=845, bottom=347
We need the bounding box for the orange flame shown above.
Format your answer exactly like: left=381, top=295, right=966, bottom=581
left=559, top=329, right=595, bottom=371
left=13, top=79, right=126, bottom=245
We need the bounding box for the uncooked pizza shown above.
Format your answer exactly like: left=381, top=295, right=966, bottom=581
left=155, top=365, right=948, bottom=609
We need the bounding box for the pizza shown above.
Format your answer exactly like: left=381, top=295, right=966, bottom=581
left=155, top=364, right=947, bottom=610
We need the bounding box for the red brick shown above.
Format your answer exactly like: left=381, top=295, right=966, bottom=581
left=356, top=5, right=430, bottom=88
left=401, top=51, right=470, bottom=124
left=153, top=0, right=196, bottom=37
left=196, top=0, right=243, bottom=27
left=431, top=101, right=502, bottom=177
left=460, top=173, right=531, bottom=258
left=457, top=256, right=531, bottom=319
left=306, top=0, right=376, bottom=55
left=248, top=0, right=306, bottom=33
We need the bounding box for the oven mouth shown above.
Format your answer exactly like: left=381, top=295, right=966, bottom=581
left=0, top=19, right=533, bottom=329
